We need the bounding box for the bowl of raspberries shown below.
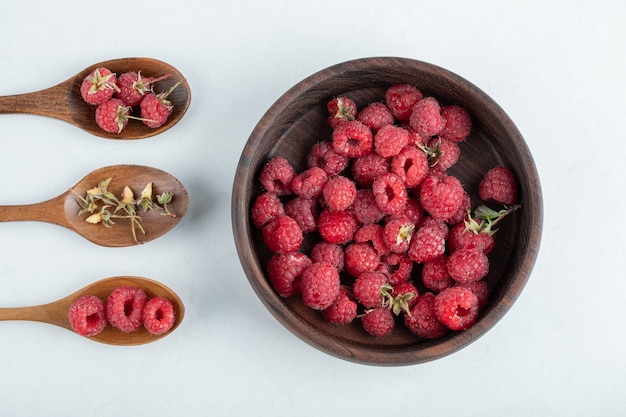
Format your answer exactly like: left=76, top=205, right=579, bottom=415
left=232, top=57, right=543, bottom=365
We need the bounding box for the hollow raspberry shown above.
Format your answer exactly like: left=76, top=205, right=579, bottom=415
left=310, top=242, right=344, bottom=272
left=409, top=97, right=446, bottom=137
left=372, top=173, right=408, bottom=216
left=344, top=242, right=380, bottom=278
left=383, top=281, right=419, bottom=315
left=317, top=209, right=358, bottom=244
left=331, top=120, right=373, bottom=158
left=439, top=105, right=472, bottom=142
left=290, top=167, right=328, bottom=199
left=139, top=82, right=180, bottom=128
left=106, top=286, right=148, bottom=332
left=284, top=197, right=318, bottom=233
left=434, top=286, right=480, bottom=331
left=261, top=215, right=303, bottom=253
left=447, top=248, right=490, bottom=284
left=259, top=156, right=295, bottom=196
left=352, top=189, right=385, bottom=225
left=115, top=71, right=172, bottom=107
left=357, top=101, right=394, bottom=131
left=251, top=192, right=285, bottom=229
left=327, top=96, right=357, bottom=128
left=404, top=292, right=448, bottom=339
left=306, top=141, right=349, bottom=176
left=95, top=98, right=133, bottom=134
left=300, top=261, right=341, bottom=310
left=390, top=145, right=429, bottom=189
left=68, top=295, right=107, bottom=337
left=80, top=67, right=119, bottom=105
left=379, top=252, right=413, bottom=285
left=407, top=217, right=448, bottom=264
left=385, top=84, right=423, bottom=122
left=374, top=124, right=410, bottom=158
left=353, top=271, right=388, bottom=308
left=419, top=172, right=466, bottom=222
left=322, top=287, right=358, bottom=324
left=267, top=252, right=313, bottom=297
left=361, top=307, right=395, bottom=337
left=478, top=165, right=519, bottom=205
left=421, top=255, right=454, bottom=292
left=382, top=217, right=415, bottom=253
left=352, top=152, right=390, bottom=188
left=143, top=297, right=176, bottom=335
left=354, top=223, right=388, bottom=255
left=323, top=175, right=357, bottom=211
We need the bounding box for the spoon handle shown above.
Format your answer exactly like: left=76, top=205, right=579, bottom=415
left=0, top=83, right=72, bottom=122
left=0, top=194, right=68, bottom=225
left=0, top=303, right=69, bottom=330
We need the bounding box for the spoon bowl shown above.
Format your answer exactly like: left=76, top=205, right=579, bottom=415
left=0, top=57, right=191, bottom=139
left=0, top=276, right=185, bottom=346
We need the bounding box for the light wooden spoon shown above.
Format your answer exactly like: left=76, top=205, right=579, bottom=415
left=0, top=57, right=191, bottom=139
left=0, top=164, right=188, bottom=247
left=0, top=276, right=184, bottom=346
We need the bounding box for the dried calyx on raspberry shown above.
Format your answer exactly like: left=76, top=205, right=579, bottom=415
left=470, top=204, right=520, bottom=236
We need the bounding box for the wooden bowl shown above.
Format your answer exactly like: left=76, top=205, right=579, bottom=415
left=232, top=57, right=542, bottom=366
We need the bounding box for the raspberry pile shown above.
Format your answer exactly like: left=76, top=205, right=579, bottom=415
left=68, top=286, right=176, bottom=337
left=251, top=84, right=520, bottom=339
left=80, top=67, right=178, bottom=134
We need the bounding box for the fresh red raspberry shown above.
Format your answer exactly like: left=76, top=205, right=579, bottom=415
left=419, top=172, right=466, bottom=222
left=383, top=281, right=419, bottom=315
left=95, top=98, right=133, bottom=134
left=331, top=120, right=373, bottom=158
left=447, top=248, right=490, bottom=284
left=80, top=67, right=119, bottom=105
left=142, top=297, right=176, bottom=335
left=426, top=138, right=460, bottom=172
left=323, top=175, right=357, bottom=211
left=327, top=96, right=357, bottom=128
left=439, top=105, right=472, bottom=142
left=382, top=218, right=415, bottom=253
left=374, top=124, right=410, bottom=158
left=448, top=218, right=495, bottom=254
left=407, top=217, right=448, bottom=263
left=115, top=71, right=172, bottom=107
left=372, top=173, right=408, bottom=215
left=259, top=156, right=295, bottom=196
left=407, top=127, right=429, bottom=147
left=251, top=192, right=285, bottom=228
left=290, top=167, right=328, bottom=199
left=409, top=97, right=446, bottom=137
left=306, top=141, right=349, bottom=176
left=354, top=223, right=388, bottom=256
left=361, top=307, right=395, bottom=337
left=421, top=255, right=454, bottom=292
left=352, top=152, right=390, bottom=188
left=404, top=292, right=448, bottom=339
left=357, top=102, right=394, bottom=131
left=317, top=209, right=358, bottom=244
left=386, top=197, right=424, bottom=225
left=390, top=145, right=429, bottom=189
left=478, top=165, right=518, bottom=205
left=322, top=287, right=358, bottom=324
left=284, top=197, right=318, bottom=233
left=106, top=286, right=148, bottom=332
left=310, top=242, right=344, bottom=272
left=68, top=295, right=107, bottom=337
left=344, top=242, right=380, bottom=278
left=267, top=252, right=312, bottom=297
left=445, top=191, right=471, bottom=225
left=300, top=261, right=341, bottom=310
left=353, top=271, right=388, bottom=308
left=139, top=82, right=180, bottom=128
left=434, top=286, right=480, bottom=331
left=261, top=215, right=303, bottom=253
left=379, top=252, right=413, bottom=285
left=352, top=189, right=385, bottom=225
left=385, top=84, right=423, bottom=122
left=456, top=280, right=490, bottom=310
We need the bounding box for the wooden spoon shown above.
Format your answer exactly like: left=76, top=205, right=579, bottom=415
left=0, top=276, right=184, bottom=346
left=0, top=57, right=191, bottom=139
left=0, top=164, right=188, bottom=247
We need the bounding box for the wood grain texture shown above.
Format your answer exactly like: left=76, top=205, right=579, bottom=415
left=232, top=57, right=543, bottom=366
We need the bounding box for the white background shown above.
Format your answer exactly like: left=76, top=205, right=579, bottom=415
left=0, top=1, right=624, bottom=415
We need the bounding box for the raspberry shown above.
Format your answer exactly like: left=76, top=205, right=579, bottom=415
left=95, top=98, right=133, bottom=134
left=300, top=262, right=341, bottom=310
left=323, top=175, right=357, bottom=211
left=419, top=172, right=466, bottom=222
left=361, top=307, right=395, bottom=337
left=353, top=271, right=388, bottom=308
left=106, top=286, right=148, bottom=332
left=354, top=223, right=388, bottom=255
left=139, top=82, right=179, bottom=128
left=331, top=120, right=373, bottom=158
left=352, top=189, right=385, bottom=225
left=374, top=124, right=410, bottom=158
left=434, top=286, right=480, bottom=331
left=407, top=217, right=448, bottom=263
left=310, top=242, right=344, bottom=272
left=115, top=71, right=172, bottom=107
left=385, top=84, right=423, bottom=122
left=404, top=292, right=448, bottom=339
left=327, top=96, right=357, bottom=128
left=80, top=67, right=119, bottom=106
left=478, top=165, right=518, bottom=205
left=409, top=97, right=446, bottom=137
left=445, top=191, right=471, bottom=225
left=352, top=152, right=390, bottom=188
left=143, top=297, right=176, bottom=335
left=306, top=141, right=349, bottom=176
left=284, top=197, right=318, bottom=233
left=379, top=252, right=413, bottom=285
left=425, top=138, right=460, bottom=172
left=357, top=102, right=394, bottom=131
left=447, top=248, right=490, bottom=284
left=344, top=242, right=380, bottom=278
left=448, top=218, right=495, bottom=254
left=259, top=156, right=295, bottom=196
left=383, top=281, right=419, bottom=315
left=456, top=280, right=490, bottom=309
left=290, top=167, right=328, bottom=199
left=68, top=295, right=107, bottom=337
left=317, top=209, right=358, bottom=244
left=261, top=215, right=303, bottom=253
left=322, top=287, right=358, bottom=324
left=251, top=192, right=285, bottom=228
left=267, top=252, right=312, bottom=297
left=390, top=145, right=429, bottom=189
left=387, top=197, right=424, bottom=225
left=421, top=255, right=454, bottom=292
left=439, top=105, right=472, bottom=142
left=382, top=217, right=415, bottom=253
left=371, top=173, right=408, bottom=216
